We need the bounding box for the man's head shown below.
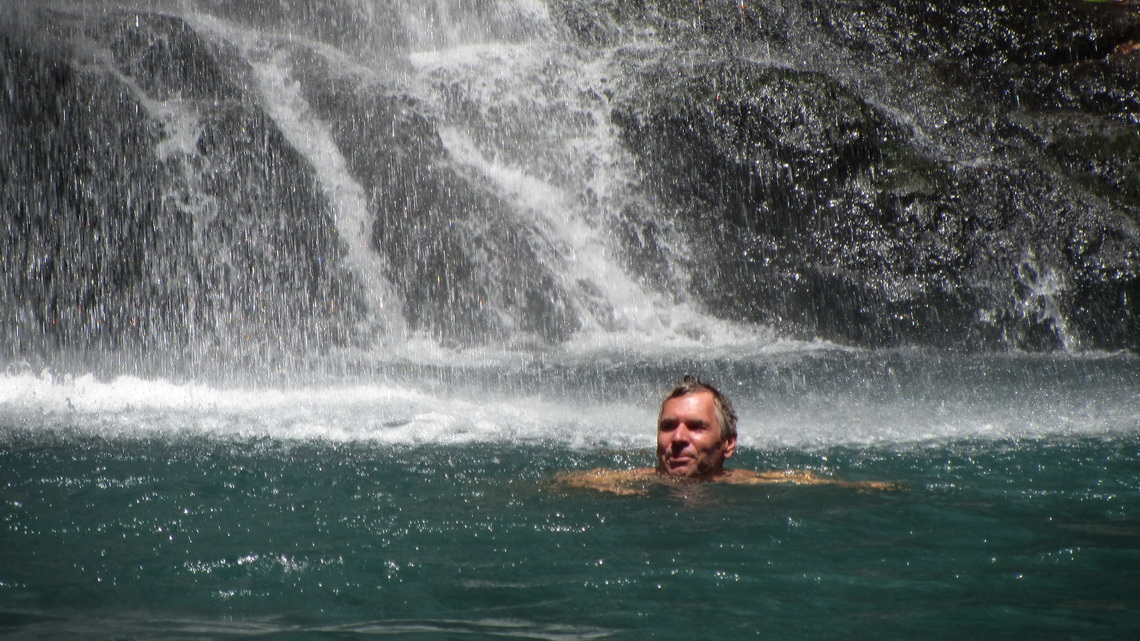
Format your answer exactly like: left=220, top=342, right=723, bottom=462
left=656, top=376, right=738, bottom=478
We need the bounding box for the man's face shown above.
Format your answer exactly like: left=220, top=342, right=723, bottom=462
left=656, top=390, right=736, bottom=478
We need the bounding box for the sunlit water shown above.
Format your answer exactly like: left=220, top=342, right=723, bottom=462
left=3, top=349, right=1138, bottom=640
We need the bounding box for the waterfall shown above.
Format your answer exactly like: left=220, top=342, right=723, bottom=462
left=3, top=0, right=1138, bottom=377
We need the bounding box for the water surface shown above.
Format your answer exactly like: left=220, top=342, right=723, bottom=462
left=3, top=351, right=1138, bottom=640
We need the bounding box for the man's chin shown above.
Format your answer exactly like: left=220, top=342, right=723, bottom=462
left=659, top=461, right=700, bottom=478
left=660, top=460, right=728, bottom=479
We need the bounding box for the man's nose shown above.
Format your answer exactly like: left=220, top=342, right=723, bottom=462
left=670, top=424, right=691, bottom=445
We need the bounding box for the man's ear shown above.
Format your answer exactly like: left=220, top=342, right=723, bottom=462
left=722, top=435, right=737, bottom=459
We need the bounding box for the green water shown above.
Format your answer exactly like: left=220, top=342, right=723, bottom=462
left=2, top=433, right=1138, bottom=640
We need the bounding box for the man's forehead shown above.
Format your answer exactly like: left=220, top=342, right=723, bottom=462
left=664, top=388, right=716, bottom=403
left=660, top=389, right=718, bottom=415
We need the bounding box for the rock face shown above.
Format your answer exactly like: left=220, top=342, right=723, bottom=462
left=288, top=50, right=581, bottom=346
left=2, top=0, right=1139, bottom=368
left=571, top=0, right=1140, bottom=350
left=1, top=13, right=361, bottom=372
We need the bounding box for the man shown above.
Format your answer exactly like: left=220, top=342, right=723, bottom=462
left=558, top=376, right=898, bottom=495
left=655, top=375, right=738, bottom=479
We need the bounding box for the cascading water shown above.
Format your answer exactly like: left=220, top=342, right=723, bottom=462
left=3, top=0, right=1139, bottom=368
left=2, top=2, right=1139, bottom=639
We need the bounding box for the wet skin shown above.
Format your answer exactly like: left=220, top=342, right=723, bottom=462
left=656, top=390, right=735, bottom=478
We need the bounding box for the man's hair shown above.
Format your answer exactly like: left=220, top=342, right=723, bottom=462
left=660, top=375, right=738, bottom=440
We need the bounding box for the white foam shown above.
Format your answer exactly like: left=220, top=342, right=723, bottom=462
left=0, top=372, right=652, bottom=447
left=3, top=366, right=1135, bottom=449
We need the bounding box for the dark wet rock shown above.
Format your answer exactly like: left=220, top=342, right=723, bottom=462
left=1048, top=125, right=1140, bottom=203
left=1, top=12, right=360, bottom=371
left=598, top=0, right=1140, bottom=351
left=551, top=0, right=786, bottom=49
left=798, top=0, right=1140, bottom=66
left=2, top=30, right=173, bottom=355
left=613, top=58, right=886, bottom=231
left=100, top=13, right=245, bottom=102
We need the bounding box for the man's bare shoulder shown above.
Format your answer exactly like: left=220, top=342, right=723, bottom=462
left=556, top=468, right=903, bottom=495
left=721, top=469, right=904, bottom=492
left=555, top=468, right=657, bottom=496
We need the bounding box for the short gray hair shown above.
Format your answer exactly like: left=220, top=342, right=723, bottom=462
left=660, top=375, right=737, bottom=440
